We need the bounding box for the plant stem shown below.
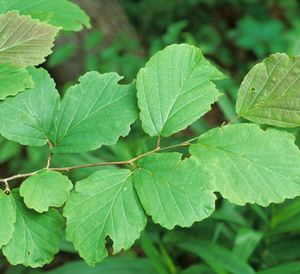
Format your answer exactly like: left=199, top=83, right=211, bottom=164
left=0, top=136, right=201, bottom=184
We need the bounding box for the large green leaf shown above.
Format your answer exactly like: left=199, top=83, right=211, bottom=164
left=0, top=67, right=59, bottom=146
left=51, top=72, right=138, bottom=153
left=133, top=153, right=216, bottom=229
left=236, top=53, right=300, bottom=128
left=0, top=63, right=33, bottom=100
left=0, top=192, right=16, bottom=248
left=136, top=44, right=224, bottom=137
left=190, top=123, right=300, bottom=206
left=0, top=0, right=90, bottom=31
left=64, top=169, right=147, bottom=266
left=0, top=12, right=59, bottom=67
left=20, top=170, right=73, bottom=213
left=2, top=190, right=63, bottom=267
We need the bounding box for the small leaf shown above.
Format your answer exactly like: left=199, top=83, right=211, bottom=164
left=20, top=170, right=73, bottom=213
left=64, top=169, right=147, bottom=266
left=51, top=72, right=138, bottom=153
left=190, top=123, right=300, bottom=206
left=0, top=191, right=16, bottom=248
left=133, top=153, right=216, bottom=229
left=0, top=0, right=91, bottom=31
left=137, top=44, right=224, bottom=137
left=0, top=12, right=59, bottom=67
left=0, top=63, right=33, bottom=100
left=236, top=53, right=300, bottom=128
left=0, top=67, right=59, bottom=146
left=2, top=190, right=63, bottom=267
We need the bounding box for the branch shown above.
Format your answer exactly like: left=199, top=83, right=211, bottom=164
left=0, top=136, right=199, bottom=184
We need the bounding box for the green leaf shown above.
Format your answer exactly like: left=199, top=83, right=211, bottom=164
left=20, top=170, right=73, bottom=213
left=258, top=262, right=300, bottom=274
left=51, top=72, right=138, bottom=153
left=0, top=192, right=16, bottom=248
left=0, top=0, right=90, bottom=31
left=0, top=67, right=59, bottom=146
left=190, top=123, right=300, bottom=206
left=133, top=153, right=216, bottom=229
left=0, top=12, right=59, bottom=67
left=136, top=44, right=224, bottom=137
left=236, top=53, right=300, bottom=128
left=179, top=240, right=255, bottom=274
left=0, top=63, right=33, bottom=100
left=63, top=169, right=147, bottom=266
left=2, top=190, right=63, bottom=267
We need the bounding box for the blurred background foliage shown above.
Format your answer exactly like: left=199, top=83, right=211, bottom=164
left=1, top=0, right=300, bottom=273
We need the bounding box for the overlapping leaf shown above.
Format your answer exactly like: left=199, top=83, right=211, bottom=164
left=236, top=53, right=300, bottom=128
left=51, top=72, right=138, bottom=153
left=20, top=170, right=73, bottom=213
left=137, top=44, right=224, bottom=137
left=0, top=67, right=59, bottom=146
left=0, top=192, right=16, bottom=248
left=64, top=169, right=147, bottom=266
left=0, top=12, right=59, bottom=67
left=0, top=0, right=90, bottom=31
left=134, top=153, right=216, bottom=229
left=190, top=123, right=300, bottom=206
left=2, top=190, right=63, bottom=267
left=0, top=63, right=33, bottom=100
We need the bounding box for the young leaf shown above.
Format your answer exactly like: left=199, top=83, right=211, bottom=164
left=0, top=12, right=59, bottom=67
left=20, top=170, right=73, bottom=213
left=0, top=63, right=33, bottom=100
left=236, top=53, right=300, bottom=128
left=63, top=169, right=147, bottom=266
left=0, top=192, right=16, bottom=248
left=2, top=190, right=63, bottom=267
left=137, top=44, right=224, bottom=137
left=0, top=0, right=90, bottom=31
left=190, top=123, right=300, bottom=206
left=51, top=72, right=138, bottom=153
left=0, top=67, right=59, bottom=146
left=133, top=153, right=216, bottom=229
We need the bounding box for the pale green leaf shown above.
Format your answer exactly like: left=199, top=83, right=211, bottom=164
left=0, top=12, right=59, bottom=67
left=20, top=170, right=73, bottom=213
left=51, top=72, right=138, bottom=153
left=0, top=67, right=59, bottom=146
left=0, top=63, right=33, bottom=100
left=133, top=153, right=216, bottom=229
left=0, top=191, right=16, bottom=248
left=0, top=0, right=90, bottom=31
left=236, top=53, right=300, bottom=128
left=2, top=190, right=63, bottom=267
left=137, top=44, right=224, bottom=137
left=190, top=123, right=300, bottom=206
left=63, top=169, right=147, bottom=266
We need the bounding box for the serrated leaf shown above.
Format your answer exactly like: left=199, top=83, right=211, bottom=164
left=133, top=153, right=216, bottom=229
left=0, top=12, right=59, bottom=67
left=0, top=63, right=33, bottom=100
left=236, top=53, right=300, bottom=128
left=190, top=123, right=300, bottom=206
left=2, top=190, right=63, bottom=267
left=0, top=67, right=59, bottom=146
left=0, top=0, right=90, bottom=31
left=0, top=191, right=16, bottom=248
left=51, top=72, right=138, bottom=153
left=63, top=169, right=147, bottom=266
left=137, top=44, right=224, bottom=137
left=20, top=170, right=73, bottom=213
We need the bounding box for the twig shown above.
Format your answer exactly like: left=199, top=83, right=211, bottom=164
left=0, top=136, right=201, bottom=183
left=46, top=140, right=53, bottom=168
